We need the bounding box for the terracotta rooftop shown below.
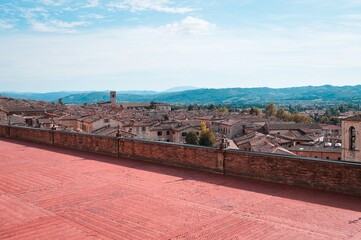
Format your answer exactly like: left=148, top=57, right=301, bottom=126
left=289, top=142, right=342, bottom=153
left=343, top=114, right=361, bottom=122
left=0, top=138, right=360, bottom=239
left=267, top=123, right=322, bottom=130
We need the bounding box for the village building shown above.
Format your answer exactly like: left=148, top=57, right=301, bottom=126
left=260, top=122, right=323, bottom=146
left=172, top=124, right=200, bottom=144
left=77, top=116, right=123, bottom=134
left=37, top=118, right=52, bottom=128
left=289, top=142, right=342, bottom=160
left=320, top=124, right=342, bottom=143
left=121, top=121, right=152, bottom=139
left=0, top=106, right=54, bottom=117
left=341, top=114, right=361, bottom=162
left=154, top=103, right=172, bottom=112
left=58, top=115, right=83, bottom=131
left=120, top=102, right=151, bottom=110
left=234, top=132, right=294, bottom=155
left=149, top=122, right=177, bottom=142
left=211, top=119, right=243, bottom=138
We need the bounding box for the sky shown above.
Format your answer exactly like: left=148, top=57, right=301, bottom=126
left=0, top=0, right=361, bottom=92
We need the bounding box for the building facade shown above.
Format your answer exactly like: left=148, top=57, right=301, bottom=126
left=342, top=114, right=361, bottom=162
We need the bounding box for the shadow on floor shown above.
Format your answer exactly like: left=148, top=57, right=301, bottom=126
left=1, top=137, right=360, bottom=212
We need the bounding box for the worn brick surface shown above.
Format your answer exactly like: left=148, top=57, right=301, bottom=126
left=120, top=139, right=223, bottom=172
left=8, top=126, right=53, bottom=144
left=224, top=151, right=361, bottom=196
left=2, top=125, right=361, bottom=196
left=0, top=125, right=8, bottom=137
left=0, top=138, right=361, bottom=239
left=54, top=131, right=118, bottom=157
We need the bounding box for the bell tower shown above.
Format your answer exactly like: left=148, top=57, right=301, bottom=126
left=110, top=91, right=116, bottom=106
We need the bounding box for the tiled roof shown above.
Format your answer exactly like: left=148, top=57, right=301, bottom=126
left=59, top=115, right=83, bottom=120
left=268, top=123, right=322, bottom=130
left=343, top=114, right=361, bottom=122
left=120, top=102, right=151, bottom=108
left=2, top=106, right=46, bottom=113
left=288, top=142, right=342, bottom=153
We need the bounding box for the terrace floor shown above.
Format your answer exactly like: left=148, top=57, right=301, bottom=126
left=0, top=138, right=360, bottom=239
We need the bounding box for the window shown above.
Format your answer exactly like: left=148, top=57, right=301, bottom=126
left=167, top=131, right=170, bottom=135
left=350, top=126, right=356, bottom=150
left=157, top=131, right=162, bottom=136
left=182, top=132, right=187, bottom=137
left=142, top=127, right=146, bottom=132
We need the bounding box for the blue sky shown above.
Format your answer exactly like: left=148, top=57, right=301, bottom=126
left=0, top=0, right=361, bottom=92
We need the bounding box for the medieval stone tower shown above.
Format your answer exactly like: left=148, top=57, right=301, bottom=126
left=110, top=91, right=116, bottom=106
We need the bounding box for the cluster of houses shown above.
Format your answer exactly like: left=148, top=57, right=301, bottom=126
left=0, top=92, right=360, bottom=162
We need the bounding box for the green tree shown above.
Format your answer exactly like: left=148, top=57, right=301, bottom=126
left=250, top=107, right=261, bottom=116
left=265, top=103, right=277, bottom=117
left=185, top=132, right=199, bottom=145
left=276, top=108, right=285, bottom=119
left=218, top=107, right=228, bottom=113
left=208, top=104, right=216, bottom=111
left=276, top=108, right=292, bottom=121
left=149, top=101, right=157, bottom=109
left=199, top=123, right=216, bottom=147
left=291, top=113, right=311, bottom=123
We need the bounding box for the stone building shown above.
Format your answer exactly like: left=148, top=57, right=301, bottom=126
left=154, top=103, right=171, bottom=112
left=110, top=91, right=116, bottom=106
left=341, top=114, right=361, bottom=162
left=77, top=116, right=123, bottom=134
left=211, top=119, right=243, bottom=138
left=289, top=142, right=342, bottom=160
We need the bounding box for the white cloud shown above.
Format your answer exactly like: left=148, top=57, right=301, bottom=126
left=21, top=7, right=88, bottom=33
left=1, top=10, right=361, bottom=90
left=84, top=0, right=100, bottom=8
left=40, top=0, right=69, bottom=6
left=29, top=20, right=62, bottom=32
left=51, top=20, right=88, bottom=28
left=29, top=19, right=87, bottom=33
left=162, top=16, right=215, bottom=35
left=81, top=13, right=105, bottom=19
left=0, top=19, right=14, bottom=30
left=22, top=7, right=48, bottom=20
left=107, top=0, right=193, bottom=14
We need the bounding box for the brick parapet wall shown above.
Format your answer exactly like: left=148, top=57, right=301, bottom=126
left=119, top=138, right=224, bottom=173
left=2, top=125, right=53, bottom=145
left=0, top=125, right=9, bottom=137
left=224, top=150, right=361, bottom=196
left=53, top=131, right=118, bottom=157
left=0, top=125, right=360, bottom=196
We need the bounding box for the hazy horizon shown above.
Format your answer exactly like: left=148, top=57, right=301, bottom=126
left=1, top=1, right=361, bottom=92
left=2, top=84, right=361, bottom=94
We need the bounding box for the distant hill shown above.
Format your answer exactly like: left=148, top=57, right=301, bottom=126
left=163, top=86, right=199, bottom=93
left=0, top=91, right=88, bottom=102
left=1, top=85, right=361, bottom=105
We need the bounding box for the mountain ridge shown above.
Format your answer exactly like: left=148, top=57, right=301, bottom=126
left=1, top=85, right=361, bottom=105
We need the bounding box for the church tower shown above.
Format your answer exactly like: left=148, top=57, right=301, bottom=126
left=110, top=91, right=116, bottom=106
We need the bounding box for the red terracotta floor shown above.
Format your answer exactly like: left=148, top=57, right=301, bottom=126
left=0, top=138, right=360, bottom=240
